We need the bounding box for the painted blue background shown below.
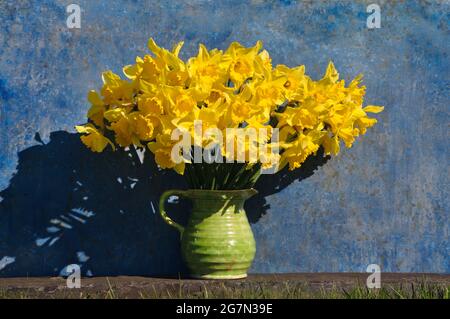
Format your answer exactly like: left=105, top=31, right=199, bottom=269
left=0, top=0, right=449, bottom=276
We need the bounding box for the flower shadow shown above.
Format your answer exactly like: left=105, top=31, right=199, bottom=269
left=245, top=147, right=330, bottom=223
left=0, top=131, right=189, bottom=277
left=0, top=130, right=329, bottom=276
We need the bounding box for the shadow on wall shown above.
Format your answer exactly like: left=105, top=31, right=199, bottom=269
left=0, top=131, right=329, bottom=277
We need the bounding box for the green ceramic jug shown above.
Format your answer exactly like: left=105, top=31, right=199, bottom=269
left=159, top=189, right=257, bottom=279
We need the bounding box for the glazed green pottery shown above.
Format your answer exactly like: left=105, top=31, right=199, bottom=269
left=159, top=188, right=257, bottom=279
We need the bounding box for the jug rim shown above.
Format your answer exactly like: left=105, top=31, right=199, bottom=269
left=184, top=188, right=258, bottom=199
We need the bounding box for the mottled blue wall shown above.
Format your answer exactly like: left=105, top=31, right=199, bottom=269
left=0, top=0, right=449, bottom=276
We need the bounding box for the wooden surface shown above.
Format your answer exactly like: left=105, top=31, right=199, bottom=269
left=1, top=273, right=448, bottom=291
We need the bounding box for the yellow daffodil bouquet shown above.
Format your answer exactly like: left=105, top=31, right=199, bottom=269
left=76, top=38, right=383, bottom=190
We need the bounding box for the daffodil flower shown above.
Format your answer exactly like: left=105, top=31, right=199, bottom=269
left=75, top=38, right=383, bottom=176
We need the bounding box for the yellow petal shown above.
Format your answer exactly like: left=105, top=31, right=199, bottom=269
left=87, top=104, right=105, bottom=127
left=322, top=61, right=339, bottom=83
left=173, top=162, right=185, bottom=175
left=104, top=108, right=126, bottom=122
left=76, top=124, right=115, bottom=152
left=322, top=135, right=340, bottom=155
left=75, top=124, right=94, bottom=134
left=123, top=64, right=140, bottom=80
left=147, top=38, right=162, bottom=56
left=363, top=105, right=384, bottom=113
left=87, top=90, right=103, bottom=105
left=102, top=70, right=121, bottom=85
left=172, top=41, right=184, bottom=57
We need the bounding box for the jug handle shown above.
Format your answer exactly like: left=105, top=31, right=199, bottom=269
left=159, top=190, right=187, bottom=236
